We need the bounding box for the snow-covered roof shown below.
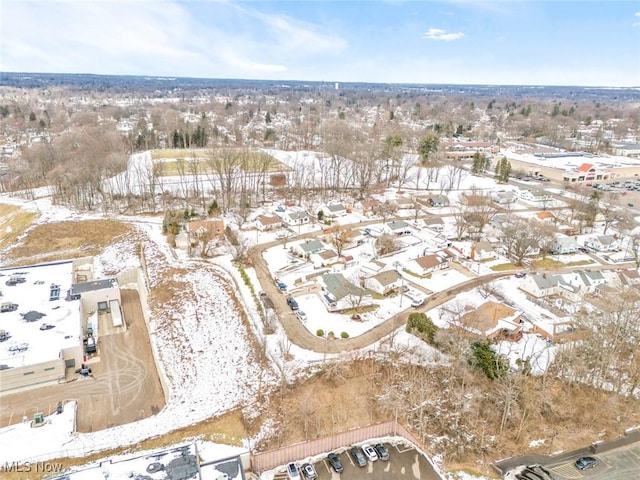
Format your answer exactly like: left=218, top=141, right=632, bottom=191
left=0, top=262, right=82, bottom=369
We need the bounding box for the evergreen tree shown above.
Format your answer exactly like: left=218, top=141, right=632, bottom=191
left=418, top=132, right=439, bottom=164
left=265, top=111, right=272, bottom=124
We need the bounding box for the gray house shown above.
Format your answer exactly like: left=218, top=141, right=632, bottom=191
left=550, top=236, right=578, bottom=255
left=320, top=273, right=373, bottom=311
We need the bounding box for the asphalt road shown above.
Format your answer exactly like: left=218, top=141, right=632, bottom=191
left=547, top=443, right=640, bottom=480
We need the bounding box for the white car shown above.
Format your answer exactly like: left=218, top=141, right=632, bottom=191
left=362, top=444, right=378, bottom=462
left=286, top=462, right=300, bottom=479
left=295, top=310, right=307, bottom=321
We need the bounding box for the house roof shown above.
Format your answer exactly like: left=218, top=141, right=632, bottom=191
left=359, top=199, right=380, bottom=209
left=322, top=273, right=367, bottom=301
left=257, top=215, right=281, bottom=226
left=423, top=216, right=444, bottom=225
left=288, top=211, right=309, bottom=220
left=458, top=301, right=521, bottom=335
left=529, top=273, right=563, bottom=290
left=596, top=235, right=616, bottom=245
left=318, top=249, right=338, bottom=260
left=475, top=240, right=494, bottom=252
left=536, top=211, right=555, bottom=220
left=298, top=239, right=324, bottom=253
left=554, top=236, right=577, bottom=247
left=415, top=254, right=442, bottom=270
left=325, top=204, right=346, bottom=212
left=387, top=220, right=410, bottom=231
left=577, top=163, right=594, bottom=172
left=372, top=269, right=401, bottom=286
left=186, top=219, right=224, bottom=234
left=622, top=269, right=640, bottom=279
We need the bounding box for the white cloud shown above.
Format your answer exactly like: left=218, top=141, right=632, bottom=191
left=423, top=28, right=465, bottom=41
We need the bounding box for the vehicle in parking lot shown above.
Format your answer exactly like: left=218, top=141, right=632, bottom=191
left=350, top=446, right=367, bottom=467
left=362, top=444, right=378, bottom=462
left=515, top=272, right=526, bottom=278
left=277, top=281, right=287, bottom=292
left=575, top=456, right=598, bottom=470
left=300, top=462, right=316, bottom=479
left=374, top=443, right=389, bottom=461
left=327, top=452, right=344, bottom=473
left=295, top=310, right=307, bottom=321
left=286, top=462, right=300, bottom=479
left=286, top=296, right=299, bottom=310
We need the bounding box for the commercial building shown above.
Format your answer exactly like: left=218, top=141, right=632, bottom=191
left=0, top=259, right=125, bottom=394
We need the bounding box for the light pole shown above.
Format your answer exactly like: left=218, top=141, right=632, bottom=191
left=394, top=261, right=404, bottom=308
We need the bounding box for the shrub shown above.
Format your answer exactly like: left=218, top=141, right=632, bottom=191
left=406, top=312, right=439, bottom=344
left=316, top=329, right=325, bottom=337
left=469, top=341, right=509, bottom=380
left=341, top=331, right=349, bottom=339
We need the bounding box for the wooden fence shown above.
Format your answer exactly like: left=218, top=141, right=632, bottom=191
left=250, top=420, right=438, bottom=475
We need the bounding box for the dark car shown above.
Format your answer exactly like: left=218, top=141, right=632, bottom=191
left=327, top=453, right=344, bottom=473
left=515, top=272, right=526, bottom=278
left=374, top=443, right=390, bottom=461
left=39, top=323, right=55, bottom=331
left=300, top=463, right=316, bottom=479
left=286, top=296, right=299, bottom=311
left=350, top=446, right=367, bottom=467
left=575, top=456, right=598, bottom=470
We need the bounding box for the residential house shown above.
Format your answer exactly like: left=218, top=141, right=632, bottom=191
left=460, top=193, right=493, bottom=207
left=320, top=273, right=373, bottom=312
left=354, top=199, right=380, bottom=217
left=256, top=215, right=282, bottom=231
left=385, top=220, right=412, bottom=236
left=423, top=216, right=445, bottom=232
left=492, top=190, right=518, bottom=205
left=360, top=259, right=387, bottom=277
left=549, top=236, right=578, bottom=255
left=292, top=239, right=325, bottom=258
left=427, top=195, right=449, bottom=208
left=519, top=189, right=551, bottom=203
left=310, top=249, right=339, bottom=268
left=364, top=270, right=403, bottom=296
left=409, top=253, right=451, bottom=276
left=535, top=211, right=555, bottom=223
left=176, top=219, right=225, bottom=252
left=619, top=269, right=640, bottom=287
left=470, top=240, right=497, bottom=261
left=281, top=210, right=311, bottom=226
left=453, top=301, right=523, bottom=341
left=585, top=235, right=619, bottom=252
left=520, top=273, right=564, bottom=298
left=320, top=203, right=348, bottom=218
left=394, top=197, right=415, bottom=210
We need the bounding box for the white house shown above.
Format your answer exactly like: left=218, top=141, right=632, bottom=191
left=292, top=239, right=326, bottom=258
left=320, top=203, right=348, bottom=218
left=423, top=216, right=445, bottom=232
left=520, top=273, right=564, bottom=298
left=471, top=240, right=497, bottom=261
left=385, top=220, right=412, bottom=235
left=550, top=236, right=578, bottom=255
left=310, top=249, right=339, bottom=268
left=364, top=270, right=403, bottom=296
left=408, top=253, right=451, bottom=276
left=518, top=189, right=551, bottom=203
left=281, top=210, right=311, bottom=226
left=492, top=190, right=518, bottom=205
left=585, top=235, right=619, bottom=252
left=256, top=215, right=282, bottom=231
left=319, top=273, right=373, bottom=312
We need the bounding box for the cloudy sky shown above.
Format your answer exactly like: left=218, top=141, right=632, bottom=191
left=2, top=0, right=639, bottom=87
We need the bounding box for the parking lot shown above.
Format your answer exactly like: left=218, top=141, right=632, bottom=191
left=273, top=442, right=442, bottom=480
left=547, top=443, right=640, bottom=480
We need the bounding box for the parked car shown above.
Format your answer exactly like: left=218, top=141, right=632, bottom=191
left=295, top=310, right=307, bottom=321
left=277, top=281, right=287, bottom=292
left=300, top=463, right=316, bottom=480
left=350, top=446, right=367, bottom=467
left=327, top=453, right=344, bottom=473
left=286, top=297, right=299, bottom=311
left=515, top=272, right=526, bottom=278
left=575, top=456, right=598, bottom=470
left=374, top=443, right=390, bottom=461
left=286, top=462, right=300, bottom=479
left=362, top=444, right=378, bottom=462
left=39, top=323, right=55, bottom=331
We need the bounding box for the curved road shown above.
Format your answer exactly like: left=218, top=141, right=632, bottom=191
left=249, top=213, right=637, bottom=354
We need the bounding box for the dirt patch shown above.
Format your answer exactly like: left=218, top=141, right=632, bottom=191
left=0, top=203, right=38, bottom=252
left=4, top=219, right=132, bottom=265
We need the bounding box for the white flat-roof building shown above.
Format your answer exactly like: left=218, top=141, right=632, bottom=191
left=0, top=259, right=124, bottom=394
left=0, top=261, right=83, bottom=393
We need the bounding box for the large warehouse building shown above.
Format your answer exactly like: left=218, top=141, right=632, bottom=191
left=0, top=259, right=124, bottom=394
